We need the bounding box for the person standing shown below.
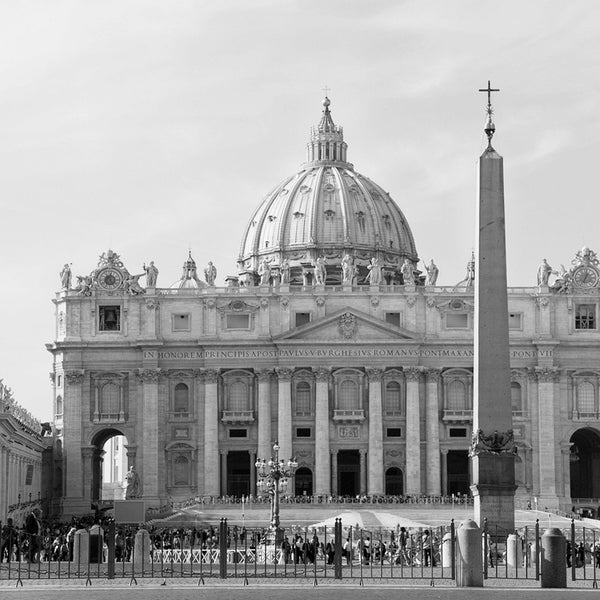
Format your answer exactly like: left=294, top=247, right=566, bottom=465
left=24, top=508, right=41, bottom=563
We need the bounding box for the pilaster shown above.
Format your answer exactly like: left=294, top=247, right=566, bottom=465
left=63, top=370, right=84, bottom=503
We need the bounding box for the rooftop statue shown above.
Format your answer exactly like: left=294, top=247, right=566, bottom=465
left=423, top=259, right=439, bottom=286
left=125, top=273, right=145, bottom=296
left=366, top=257, right=382, bottom=285
left=313, top=256, right=327, bottom=285
left=258, top=258, right=271, bottom=285
left=537, top=258, right=552, bottom=286
left=60, top=264, right=72, bottom=289
left=144, top=261, right=159, bottom=287
left=341, top=253, right=356, bottom=285
left=204, top=261, right=217, bottom=286
left=401, top=258, right=415, bottom=285
left=125, top=465, right=141, bottom=499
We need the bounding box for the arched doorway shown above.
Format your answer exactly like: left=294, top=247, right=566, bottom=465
left=570, top=428, right=600, bottom=499
left=91, top=428, right=129, bottom=502
left=385, top=467, right=403, bottom=495
left=295, top=467, right=313, bottom=496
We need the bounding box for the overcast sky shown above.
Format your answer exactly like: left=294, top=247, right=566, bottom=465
left=1, top=0, right=599, bottom=420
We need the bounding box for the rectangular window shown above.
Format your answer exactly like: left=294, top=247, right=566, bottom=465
left=386, top=427, right=402, bottom=438
left=99, top=305, right=121, bottom=331
left=385, top=312, right=401, bottom=327
left=25, top=464, right=34, bottom=485
left=449, top=427, right=467, bottom=438
left=296, top=427, right=312, bottom=438
left=508, top=312, right=523, bottom=329
left=172, top=313, right=191, bottom=331
left=446, top=313, right=469, bottom=329
left=295, top=312, right=311, bottom=327
left=57, top=375, right=62, bottom=387
left=226, top=314, right=250, bottom=329
left=229, top=429, right=248, bottom=438
left=576, top=304, right=596, bottom=330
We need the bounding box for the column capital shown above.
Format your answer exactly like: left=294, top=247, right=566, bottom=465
left=136, top=368, right=162, bottom=383
left=192, top=368, right=205, bottom=381
left=256, top=369, right=274, bottom=383
left=425, top=368, right=442, bottom=382
left=404, top=367, right=422, bottom=382
left=366, top=367, right=384, bottom=382
left=275, top=367, right=294, bottom=381
left=330, top=449, right=339, bottom=456
left=203, top=368, right=220, bottom=384
left=314, top=367, right=330, bottom=382
left=535, top=366, right=559, bottom=383
left=65, top=370, right=85, bottom=384
left=359, top=448, right=367, bottom=457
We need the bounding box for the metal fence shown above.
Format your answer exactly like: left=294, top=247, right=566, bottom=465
left=1, top=517, right=599, bottom=586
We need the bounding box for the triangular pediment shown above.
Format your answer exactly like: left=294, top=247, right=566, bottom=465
left=274, top=307, right=420, bottom=342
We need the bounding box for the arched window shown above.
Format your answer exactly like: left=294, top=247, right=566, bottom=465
left=511, top=382, right=522, bottom=413
left=229, top=381, right=248, bottom=411
left=577, top=381, right=595, bottom=415
left=339, top=380, right=359, bottom=410
left=55, top=395, right=63, bottom=417
left=384, top=381, right=402, bottom=415
left=447, top=381, right=466, bottom=410
left=174, top=383, right=189, bottom=416
left=295, top=381, right=311, bottom=416
left=173, top=455, right=191, bottom=486
left=100, top=383, right=120, bottom=416
left=385, top=467, right=404, bottom=495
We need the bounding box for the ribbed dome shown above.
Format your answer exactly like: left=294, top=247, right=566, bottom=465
left=238, top=98, right=419, bottom=285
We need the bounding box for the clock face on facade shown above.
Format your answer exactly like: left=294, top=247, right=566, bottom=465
left=573, top=266, right=599, bottom=288
left=97, top=267, right=123, bottom=290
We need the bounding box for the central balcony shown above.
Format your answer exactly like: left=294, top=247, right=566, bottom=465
left=221, top=410, right=255, bottom=424
left=333, top=409, right=365, bottom=423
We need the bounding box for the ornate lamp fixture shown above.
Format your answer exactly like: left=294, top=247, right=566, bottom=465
left=255, top=442, right=298, bottom=536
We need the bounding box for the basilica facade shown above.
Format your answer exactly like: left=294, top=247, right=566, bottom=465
left=47, top=99, right=600, bottom=517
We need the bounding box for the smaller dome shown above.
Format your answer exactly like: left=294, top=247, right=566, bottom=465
left=171, top=251, right=207, bottom=289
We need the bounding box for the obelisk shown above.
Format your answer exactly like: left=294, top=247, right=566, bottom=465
left=471, top=81, right=516, bottom=532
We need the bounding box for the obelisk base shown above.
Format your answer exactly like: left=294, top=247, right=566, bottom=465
left=471, top=453, right=516, bottom=532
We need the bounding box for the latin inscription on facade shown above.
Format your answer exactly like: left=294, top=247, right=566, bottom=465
left=142, top=347, right=553, bottom=361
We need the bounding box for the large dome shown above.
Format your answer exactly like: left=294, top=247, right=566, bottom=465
left=238, top=98, right=419, bottom=285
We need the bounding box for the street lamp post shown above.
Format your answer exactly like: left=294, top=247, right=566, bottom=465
left=255, top=442, right=298, bottom=542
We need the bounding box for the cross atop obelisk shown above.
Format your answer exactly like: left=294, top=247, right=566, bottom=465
left=478, top=80, right=500, bottom=147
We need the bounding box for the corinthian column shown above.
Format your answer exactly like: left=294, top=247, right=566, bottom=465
left=405, top=368, right=422, bottom=495
left=425, top=369, right=441, bottom=495
left=314, top=367, right=331, bottom=495
left=203, top=369, right=220, bottom=497
left=366, top=368, right=384, bottom=495
left=536, top=367, right=559, bottom=506
left=276, top=368, right=293, bottom=464
left=256, top=370, right=273, bottom=462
